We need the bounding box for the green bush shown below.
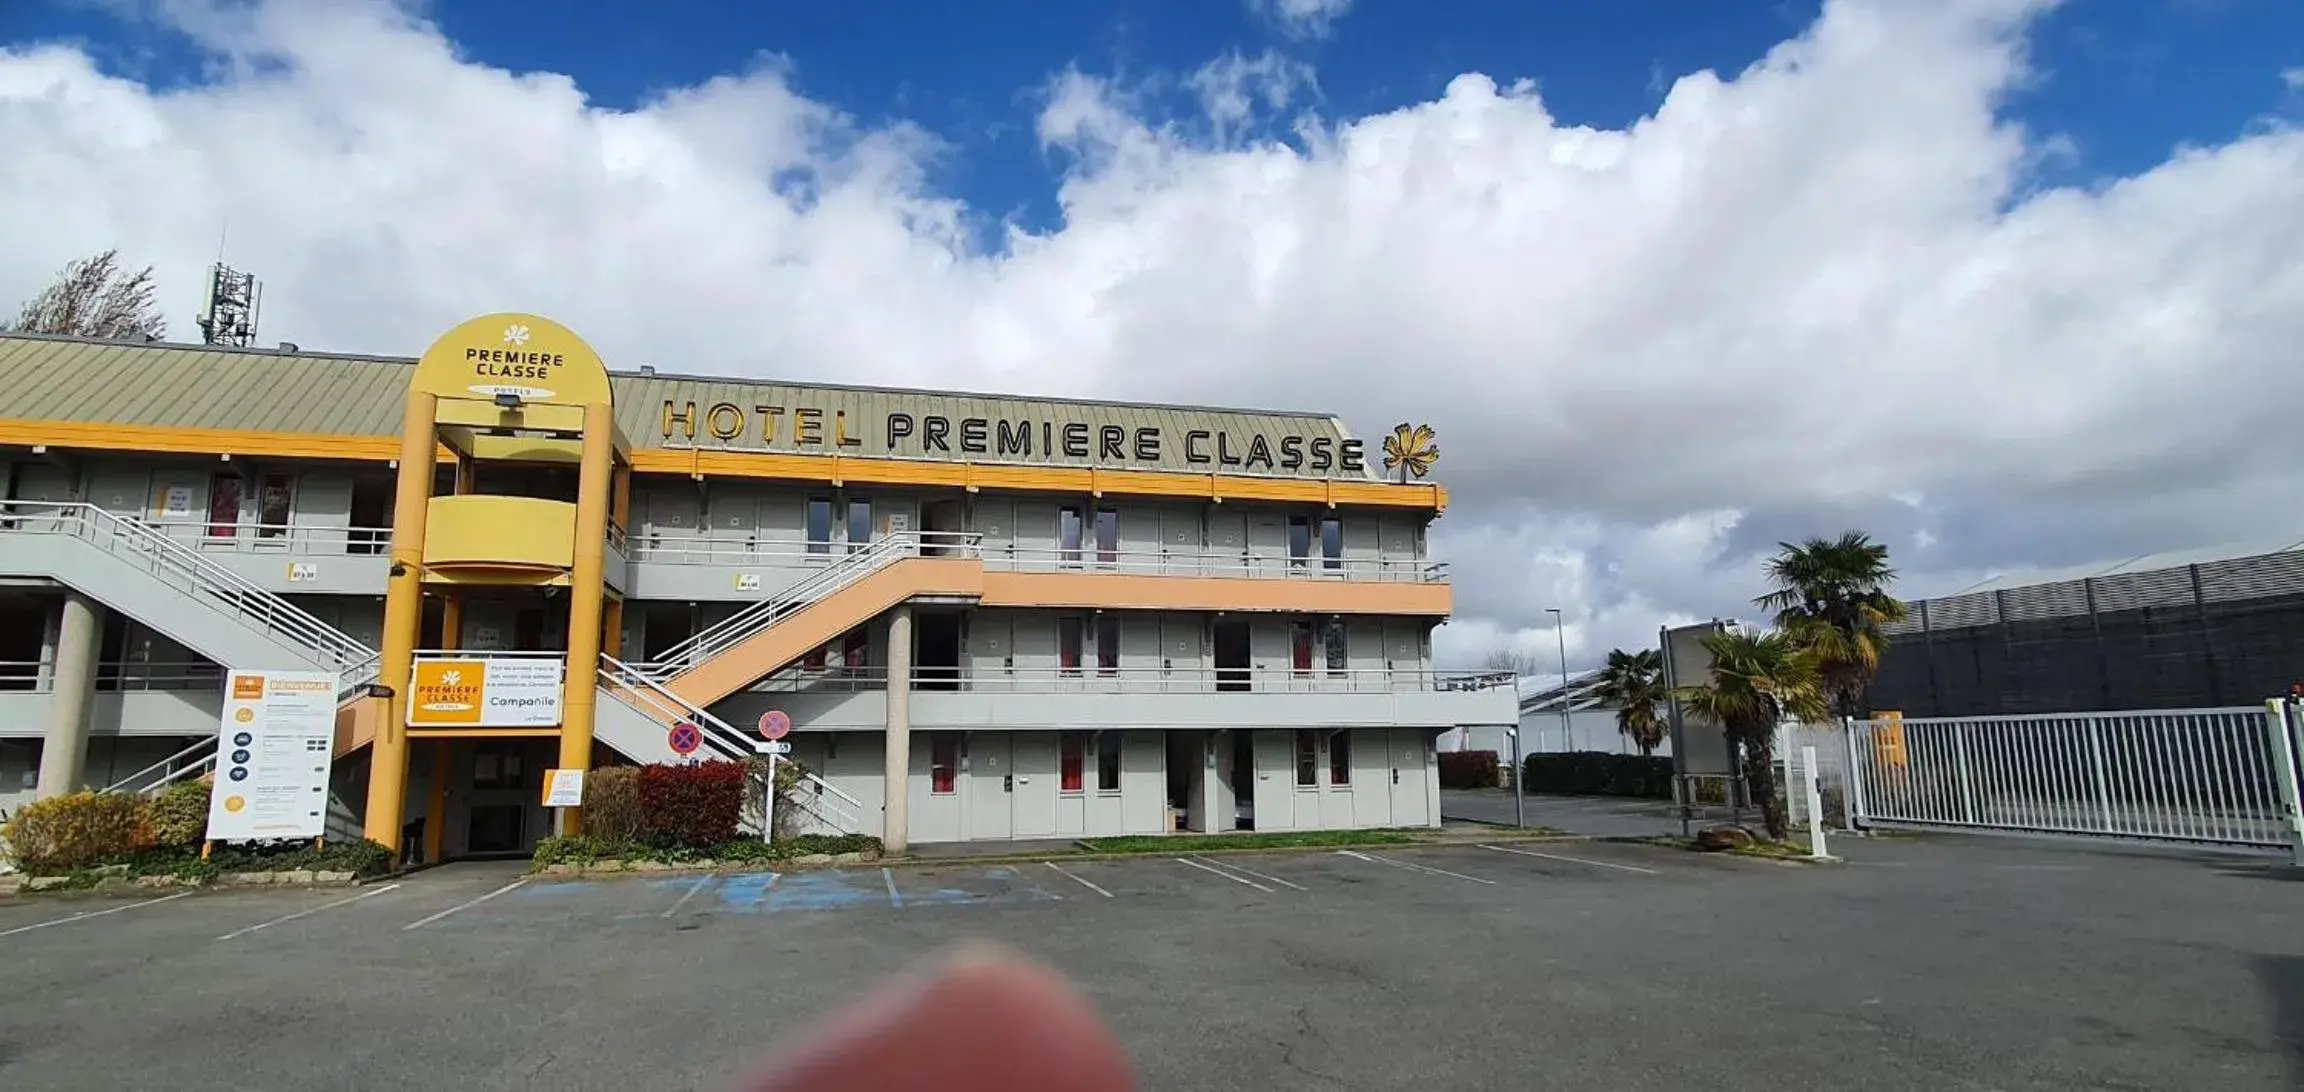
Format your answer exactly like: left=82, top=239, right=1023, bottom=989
left=584, top=766, right=645, bottom=843
left=146, top=780, right=211, bottom=848
left=1523, top=752, right=1675, bottom=799
left=1, top=791, right=148, bottom=871
left=637, top=760, right=746, bottom=847
left=206, top=838, right=394, bottom=877
left=1437, top=750, right=1500, bottom=788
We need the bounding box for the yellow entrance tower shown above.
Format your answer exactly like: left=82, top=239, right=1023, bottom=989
left=363, top=314, right=628, bottom=855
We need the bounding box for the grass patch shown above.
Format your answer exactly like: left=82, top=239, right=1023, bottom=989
left=1076, top=828, right=1424, bottom=854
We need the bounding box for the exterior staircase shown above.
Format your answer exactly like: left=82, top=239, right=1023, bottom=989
left=636, top=531, right=983, bottom=713
left=0, top=501, right=376, bottom=673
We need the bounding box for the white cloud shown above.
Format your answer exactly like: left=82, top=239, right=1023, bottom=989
left=2284, top=66, right=2303, bottom=91
left=3, top=0, right=2301, bottom=669
left=1248, top=0, right=1354, bottom=41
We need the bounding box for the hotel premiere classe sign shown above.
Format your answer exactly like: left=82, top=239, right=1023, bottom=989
left=657, top=397, right=1383, bottom=477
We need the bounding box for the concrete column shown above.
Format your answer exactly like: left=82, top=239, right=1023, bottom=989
left=34, top=593, right=102, bottom=798
left=883, top=605, right=913, bottom=854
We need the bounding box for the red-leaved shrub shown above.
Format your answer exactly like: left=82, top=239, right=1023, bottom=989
left=1437, top=750, right=1501, bottom=789
left=636, top=760, right=747, bottom=847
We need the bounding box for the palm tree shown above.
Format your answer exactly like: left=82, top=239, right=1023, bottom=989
left=1594, top=648, right=1667, bottom=755
left=1673, top=627, right=1829, bottom=840
left=1756, top=532, right=1908, bottom=721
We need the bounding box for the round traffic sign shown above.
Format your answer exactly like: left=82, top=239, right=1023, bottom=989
left=758, top=709, right=792, bottom=741
left=668, top=722, right=703, bottom=756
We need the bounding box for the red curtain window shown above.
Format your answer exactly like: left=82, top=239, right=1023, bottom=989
left=930, top=735, right=959, bottom=795
left=1060, top=732, right=1085, bottom=792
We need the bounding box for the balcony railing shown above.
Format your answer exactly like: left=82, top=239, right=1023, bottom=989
left=641, top=664, right=1516, bottom=695
left=113, top=519, right=632, bottom=560
left=628, top=536, right=1447, bottom=582
left=131, top=519, right=395, bottom=556
left=0, top=660, right=231, bottom=693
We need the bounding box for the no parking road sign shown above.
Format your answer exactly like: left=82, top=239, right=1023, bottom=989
left=668, top=722, right=704, bottom=757
left=758, top=710, right=792, bottom=741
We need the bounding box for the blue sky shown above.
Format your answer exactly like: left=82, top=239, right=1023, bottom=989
left=11, top=0, right=2300, bottom=236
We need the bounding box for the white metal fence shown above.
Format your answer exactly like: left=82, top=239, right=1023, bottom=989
left=1847, top=706, right=2292, bottom=848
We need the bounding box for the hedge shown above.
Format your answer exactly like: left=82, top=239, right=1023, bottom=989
left=2, top=791, right=149, bottom=872
left=1523, top=752, right=1674, bottom=799
left=146, top=780, right=212, bottom=848
left=1437, top=750, right=1500, bottom=789
left=584, top=766, right=646, bottom=843
left=637, top=760, right=747, bottom=848
left=531, top=832, right=882, bottom=870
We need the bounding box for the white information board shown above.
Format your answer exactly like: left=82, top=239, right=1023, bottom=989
left=542, top=768, right=585, bottom=808
left=206, top=670, right=341, bottom=841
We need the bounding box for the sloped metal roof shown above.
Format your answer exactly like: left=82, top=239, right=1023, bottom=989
left=0, top=332, right=1368, bottom=477
left=1943, top=536, right=2304, bottom=596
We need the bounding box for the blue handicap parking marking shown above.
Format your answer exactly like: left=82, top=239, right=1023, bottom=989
left=766, top=870, right=883, bottom=913
left=898, top=866, right=1063, bottom=908
left=713, top=873, right=780, bottom=913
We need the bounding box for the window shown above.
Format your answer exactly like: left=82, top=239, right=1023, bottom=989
left=1095, top=508, right=1118, bottom=564
left=840, top=629, right=868, bottom=674
left=1320, top=516, right=1343, bottom=571
left=846, top=498, right=872, bottom=553
left=1059, top=616, right=1084, bottom=676
left=1323, top=619, right=1347, bottom=676
left=806, top=497, right=833, bottom=554
left=257, top=474, right=292, bottom=538
left=205, top=474, right=243, bottom=538
left=1060, top=732, right=1085, bottom=793
left=1291, top=620, right=1314, bottom=675
left=1288, top=516, right=1310, bottom=567
left=1059, top=506, right=1083, bottom=562
left=802, top=643, right=828, bottom=673
left=1097, top=736, right=1121, bottom=792
left=1329, top=731, right=1352, bottom=785
left=1095, top=615, right=1120, bottom=676
left=930, top=735, right=959, bottom=795
left=1295, top=729, right=1319, bottom=787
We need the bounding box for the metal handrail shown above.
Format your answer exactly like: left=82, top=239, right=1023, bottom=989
left=101, top=735, right=223, bottom=794
left=599, top=654, right=870, bottom=835
left=0, top=502, right=377, bottom=670
left=125, top=519, right=394, bottom=555
left=628, top=535, right=1447, bottom=583
left=647, top=531, right=981, bottom=674
left=727, top=664, right=1520, bottom=694
left=598, top=654, right=753, bottom=758
left=980, top=546, right=1447, bottom=583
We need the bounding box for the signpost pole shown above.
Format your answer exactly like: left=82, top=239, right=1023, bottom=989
left=764, top=751, right=777, bottom=846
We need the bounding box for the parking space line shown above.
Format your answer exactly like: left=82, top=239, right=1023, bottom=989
left=662, top=876, right=714, bottom=919
left=1339, top=850, right=1496, bottom=885
left=400, top=879, right=522, bottom=931
left=1191, top=856, right=1308, bottom=892
left=219, top=884, right=402, bottom=942
left=1045, top=861, right=1114, bottom=898
left=882, top=867, right=904, bottom=908
left=1477, top=843, right=1661, bottom=875
left=1177, top=856, right=1274, bottom=892
left=0, top=891, right=194, bottom=939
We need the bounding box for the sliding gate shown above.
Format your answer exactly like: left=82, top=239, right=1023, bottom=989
left=1847, top=705, right=2304, bottom=850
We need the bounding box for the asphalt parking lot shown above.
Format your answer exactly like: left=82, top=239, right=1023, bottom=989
left=2, top=835, right=2299, bottom=1091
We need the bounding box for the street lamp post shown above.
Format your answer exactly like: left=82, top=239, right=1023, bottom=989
left=1509, top=726, right=1524, bottom=828
left=1546, top=607, right=1570, bottom=754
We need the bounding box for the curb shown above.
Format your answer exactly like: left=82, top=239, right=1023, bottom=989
left=518, top=831, right=1591, bottom=878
